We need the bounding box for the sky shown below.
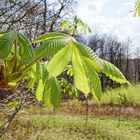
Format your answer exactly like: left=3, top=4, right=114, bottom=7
left=77, top=0, right=140, bottom=50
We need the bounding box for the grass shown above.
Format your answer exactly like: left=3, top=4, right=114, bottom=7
left=100, top=84, right=140, bottom=106
left=1, top=105, right=140, bottom=140
left=1, top=85, right=140, bottom=140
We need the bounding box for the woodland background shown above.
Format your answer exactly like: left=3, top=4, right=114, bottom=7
left=0, top=0, right=140, bottom=90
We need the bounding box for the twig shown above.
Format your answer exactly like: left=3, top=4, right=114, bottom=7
left=85, top=98, right=89, bottom=126
left=0, top=99, right=25, bottom=137
left=0, top=89, right=30, bottom=137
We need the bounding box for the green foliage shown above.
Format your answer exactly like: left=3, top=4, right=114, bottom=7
left=33, top=32, right=68, bottom=43
left=43, top=77, right=61, bottom=108
left=101, top=84, right=140, bottom=106
left=99, top=59, right=131, bottom=85
left=0, top=31, right=17, bottom=59
left=72, top=47, right=90, bottom=95
left=60, top=16, right=92, bottom=35
left=59, top=78, right=77, bottom=97
left=35, top=79, right=44, bottom=101
left=47, top=45, right=73, bottom=77
left=0, top=30, right=130, bottom=108
left=34, top=34, right=71, bottom=59
left=76, top=42, right=101, bottom=72
left=44, top=37, right=129, bottom=101
left=8, top=101, right=19, bottom=108
left=134, top=0, right=140, bottom=17
left=65, top=65, right=73, bottom=77
left=18, top=33, right=34, bottom=64
left=83, top=57, right=102, bottom=101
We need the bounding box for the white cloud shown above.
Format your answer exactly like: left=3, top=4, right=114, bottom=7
left=77, top=0, right=110, bottom=22
left=117, top=1, right=134, bottom=16
left=86, top=0, right=110, bottom=14
left=77, top=0, right=140, bottom=50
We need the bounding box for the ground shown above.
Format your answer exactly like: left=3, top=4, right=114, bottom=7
left=1, top=85, right=140, bottom=140
left=1, top=102, right=140, bottom=140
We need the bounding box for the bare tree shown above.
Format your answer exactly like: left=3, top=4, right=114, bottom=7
left=86, top=34, right=135, bottom=89
left=0, top=0, right=77, bottom=39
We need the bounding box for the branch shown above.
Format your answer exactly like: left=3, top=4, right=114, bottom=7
left=0, top=89, right=30, bottom=137
left=0, top=1, right=22, bottom=17
left=49, top=4, right=65, bottom=32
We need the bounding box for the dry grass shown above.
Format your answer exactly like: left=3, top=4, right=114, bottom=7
left=0, top=104, right=140, bottom=140
left=1, top=85, right=140, bottom=140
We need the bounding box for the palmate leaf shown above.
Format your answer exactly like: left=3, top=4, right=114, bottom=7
left=27, top=62, right=48, bottom=101
left=78, top=20, right=91, bottom=34
left=137, top=1, right=140, bottom=16
left=35, top=38, right=71, bottom=60
left=75, top=42, right=102, bottom=72
left=0, top=31, right=17, bottom=59
left=7, top=71, right=24, bottom=83
left=43, top=77, right=61, bottom=108
left=71, top=44, right=102, bottom=101
left=134, top=1, right=140, bottom=17
left=27, top=62, right=49, bottom=99
left=33, top=32, right=69, bottom=43
left=26, top=63, right=38, bottom=86
left=27, top=64, right=37, bottom=89
left=47, top=44, right=73, bottom=77
left=18, top=33, right=34, bottom=65
left=34, top=32, right=73, bottom=61
left=83, top=57, right=102, bottom=101
left=27, top=78, right=36, bottom=89
left=87, top=27, right=92, bottom=33
left=41, top=63, right=49, bottom=83
left=35, top=33, right=129, bottom=103
left=74, top=42, right=129, bottom=85
left=0, top=30, right=130, bottom=106
left=60, top=20, right=71, bottom=31
left=29, top=62, right=48, bottom=83
left=35, top=62, right=43, bottom=82
left=0, top=32, right=5, bottom=37
left=72, top=47, right=90, bottom=95
left=35, top=79, right=44, bottom=101
left=71, top=46, right=102, bottom=101
left=99, top=59, right=130, bottom=85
